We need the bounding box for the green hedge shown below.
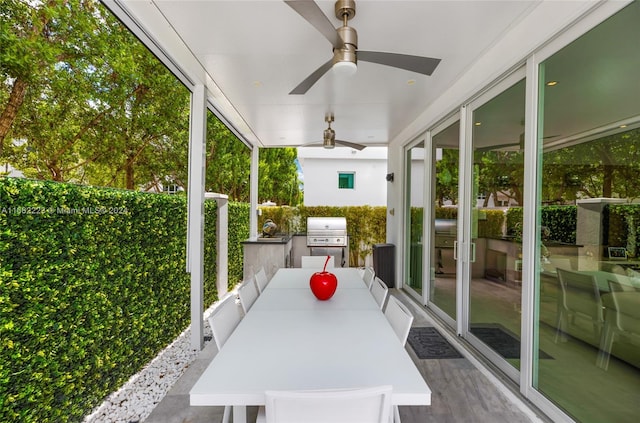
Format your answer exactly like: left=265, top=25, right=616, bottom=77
left=606, top=204, right=640, bottom=258
left=0, top=178, right=247, bottom=422
left=506, top=206, right=576, bottom=244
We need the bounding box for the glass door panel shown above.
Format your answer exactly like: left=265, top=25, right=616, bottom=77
left=533, top=3, right=640, bottom=422
left=406, top=142, right=425, bottom=298
left=429, top=121, right=460, bottom=321
left=468, top=77, right=526, bottom=374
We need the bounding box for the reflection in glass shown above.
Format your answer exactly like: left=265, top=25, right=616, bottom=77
left=469, top=78, right=525, bottom=372
left=535, top=3, right=640, bottom=422
left=430, top=121, right=460, bottom=320
left=406, top=142, right=425, bottom=296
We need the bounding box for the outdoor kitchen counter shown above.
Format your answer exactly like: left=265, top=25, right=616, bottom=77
left=242, top=233, right=293, bottom=244
left=243, top=235, right=293, bottom=281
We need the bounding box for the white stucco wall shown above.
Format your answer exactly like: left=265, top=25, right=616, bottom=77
left=297, top=147, right=388, bottom=206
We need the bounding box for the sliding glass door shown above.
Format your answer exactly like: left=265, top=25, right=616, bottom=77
left=464, top=71, right=526, bottom=379
left=428, top=118, right=460, bottom=324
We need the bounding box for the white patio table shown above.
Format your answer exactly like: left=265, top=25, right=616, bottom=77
left=189, top=267, right=431, bottom=423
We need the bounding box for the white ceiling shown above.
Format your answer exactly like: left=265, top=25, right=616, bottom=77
left=118, top=0, right=542, bottom=149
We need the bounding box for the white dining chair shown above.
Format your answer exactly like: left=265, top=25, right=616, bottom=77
left=362, top=266, right=376, bottom=289
left=384, top=296, right=414, bottom=347
left=237, top=279, right=260, bottom=314
left=371, top=276, right=389, bottom=310
left=382, top=295, right=414, bottom=423
left=256, top=385, right=393, bottom=423
left=301, top=255, right=334, bottom=269
left=255, top=267, right=269, bottom=294
left=207, top=294, right=243, bottom=423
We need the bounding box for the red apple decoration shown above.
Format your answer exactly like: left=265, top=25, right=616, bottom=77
left=309, top=256, right=338, bottom=300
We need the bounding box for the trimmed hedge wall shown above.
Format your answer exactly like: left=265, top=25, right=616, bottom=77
left=0, top=178, right=248, bottom=422
left=505, top=206, right=576, bottom=244
left=606, top=204, right=640, bottom=257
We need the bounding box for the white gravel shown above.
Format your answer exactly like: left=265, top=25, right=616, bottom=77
left=82, top=308, right=217, bottom=423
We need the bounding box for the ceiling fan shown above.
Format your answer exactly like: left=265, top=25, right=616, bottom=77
left=284, top=0, right=442, bottom=94
left=303, top=113, right=366, bottom=150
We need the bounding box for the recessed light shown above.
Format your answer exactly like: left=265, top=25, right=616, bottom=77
left=546, top=81, right=558, bottom=86
left=620, top=124, right=628, bottom=128
left=253, top=81, right=262, bottom=87
left=474, top=122, right=482, bottom=126
left=407, top=79, right=416, bottom=85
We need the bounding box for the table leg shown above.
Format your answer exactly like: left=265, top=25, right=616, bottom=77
left=233, top=405, right=247, bottom=423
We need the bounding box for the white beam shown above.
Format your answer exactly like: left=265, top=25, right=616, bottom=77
left=187, top=84, right=207, bottom=350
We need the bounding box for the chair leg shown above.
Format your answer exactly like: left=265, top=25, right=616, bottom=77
left=554, top=310, right=568, bottom=343
left=392, top=405, right=401, bottom=423
left=596, top=323, right=615, bottom=370
left=222, top=405, right=231, bottom=423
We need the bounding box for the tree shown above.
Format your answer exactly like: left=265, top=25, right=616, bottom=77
left=1, top=0, right=302, bottom=202
left=259, top=148, right=302, bottom=206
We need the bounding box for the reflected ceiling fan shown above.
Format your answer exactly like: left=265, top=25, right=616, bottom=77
left=302, top=113, right=366, bottom=150
left=284, top=0, right=442, bottom=94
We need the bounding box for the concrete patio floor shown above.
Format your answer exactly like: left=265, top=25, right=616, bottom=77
left=144, top=291, right=549, bottom=423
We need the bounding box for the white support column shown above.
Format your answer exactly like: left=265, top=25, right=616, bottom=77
left=250, top=146, right=259, bottom=239
left=187, top=84, right=207, bottom=350
left=205, top=192, right=229, bottom=298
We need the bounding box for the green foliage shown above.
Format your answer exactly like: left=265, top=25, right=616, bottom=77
left=477, top=209, right=505, bottom=238
left=541, top=206, right=576, bottom=244
left=0, top=178, right=248, bottom=422
left=1, top=1, right=302, bottom=205
left=505, top=207, right=523, bottom=239
left=228, top=202, right=250, bottom=288
left=258, top=148, right=302, bottom=206
left=409, top=207, right=423, bottom=243
left=606, top=204, right=640, bottom=258
left=506, top=206, right=576, bottom=244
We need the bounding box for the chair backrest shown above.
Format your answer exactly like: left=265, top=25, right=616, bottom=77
left=255, top=267, right=269, bottom=294
left=370, top=277, right=389, bottom=310
left=384, top=296, right=414, bottom=346
left=208, top=294, right=243, bottom=351
left=362, top=267, right=375, bottom=289
left=607, top=279, right=640, bottom=334
left=301, top=255, right=335, bottom=269
left=556, top=268, right=602, bottom=321
left=238, top=279, right=260, bottom=314
left=264, top=385, right=392, bottom=423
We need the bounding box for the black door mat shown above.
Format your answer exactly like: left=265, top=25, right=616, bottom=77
left=471, top=324, right=553, bottom=359
left=407, top=327, right=464, bottom=359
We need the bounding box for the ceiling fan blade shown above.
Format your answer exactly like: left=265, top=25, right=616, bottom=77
left=358, top=51, right=441, bottom=76
left=289, top=59, right=333, bottom=95
left=335, top=139, right=366, bottom=150
left=284, top=1, right=341, bottom=49
left=476, top=142, right=521, bottom=152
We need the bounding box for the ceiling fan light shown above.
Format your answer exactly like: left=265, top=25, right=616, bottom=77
left=323, top=138, right=335, bottom=149
left=333, top=60, right=357, bottom=76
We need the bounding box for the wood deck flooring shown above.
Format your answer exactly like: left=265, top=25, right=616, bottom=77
left=144, top=290, right=547, bottom=423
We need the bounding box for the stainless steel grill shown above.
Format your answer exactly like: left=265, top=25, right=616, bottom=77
left=434, top=219, right=456, bottom=274
left=306, top=217, right=348, bottom=267
left=306, top=217, right=348, bottom=247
